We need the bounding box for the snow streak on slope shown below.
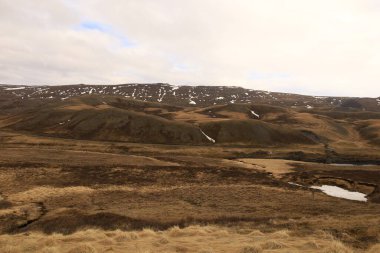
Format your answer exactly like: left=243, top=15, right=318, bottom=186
left=200, top=129, right=215, bottom=143
left=250, top=110, right=260, bottom=118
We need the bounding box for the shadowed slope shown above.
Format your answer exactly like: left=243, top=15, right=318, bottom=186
left=1, top=95, right=379, bottom=147
left=6, top=97, right=206, bottom=145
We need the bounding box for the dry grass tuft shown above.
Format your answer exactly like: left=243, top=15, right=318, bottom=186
left=248, top=230, right=265, bottom=237
left=96, top=238, right=115, bottom=246
left=239, top=245, right=262, bottom=253
left=138, top=228, right=157, bottom=238
left=157, top=237, right=170, bottom=244
left=366, top=244, right=380, bottom=253
left=174, top=245, right=190, bottom=252
left=41, top=247, right=60, bottom=253
left=0, top=225, right=361, bottom=253
left=303, top=241, right=321, bottom=249
left=2, top=245, right=22, bottom=253
left=129, top=232, right=139, bottom=240
left=113, top=233, right=130, bottom=242
left=167, top=226, right=185, bottom=237
left=270, top=230, right=290, bottom=239
left=66, top=244, right=97, bottom=253
left=261, top=240, right=285, bottom=249
left=322, top=241, right=353, bottom=253
left=43, top=239, right=58, bottom=247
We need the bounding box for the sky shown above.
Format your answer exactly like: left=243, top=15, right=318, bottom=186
left=0, top=0, right=379, bottom=97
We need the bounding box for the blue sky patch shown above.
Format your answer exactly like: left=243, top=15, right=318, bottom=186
left=76, top=20, right=135, bottom=48
left=79, top=21, right=109, bottom=32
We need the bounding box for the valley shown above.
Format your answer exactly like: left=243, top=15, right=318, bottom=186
left=0, top=84, right=379, bottom=253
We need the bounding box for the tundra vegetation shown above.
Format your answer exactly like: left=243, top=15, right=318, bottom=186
left=0, top=84, right=379, bottom=252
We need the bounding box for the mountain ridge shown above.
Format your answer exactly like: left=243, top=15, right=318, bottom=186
left=1, top=83, right=379, bottom=111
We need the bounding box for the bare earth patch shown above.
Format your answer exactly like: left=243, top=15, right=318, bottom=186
left=237, top=158, right=304, bottom=177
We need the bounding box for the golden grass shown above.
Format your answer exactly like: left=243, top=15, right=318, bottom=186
left=217, top=111, right=250, bottom=120
left=366, top=244, right=380, bottom=253
left=8, top=186, right=95, bottom=203
left=59, top=104, right=94, bottom=110
left=0, top=225, right=370, bottom=253
left=236, top=158, right=302, bottom=177
left=0, top=131, right=379, bottom=252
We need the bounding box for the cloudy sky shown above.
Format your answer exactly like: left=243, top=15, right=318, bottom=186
left=1, top=0, right=379, bottom=97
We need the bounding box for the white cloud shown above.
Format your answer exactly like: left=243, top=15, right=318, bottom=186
left=0, top=0, right=379, bottom=97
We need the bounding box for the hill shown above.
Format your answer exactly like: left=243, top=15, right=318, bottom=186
left=0, top=89, right=379, bottom=147
left=1, top=83, right=379, bottom=110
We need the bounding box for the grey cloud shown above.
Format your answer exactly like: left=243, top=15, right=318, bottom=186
left=0, top=0, right=379, bottom=97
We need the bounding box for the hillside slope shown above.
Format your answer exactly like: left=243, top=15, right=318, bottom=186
left=0, top=94, right=379, bottom=147
left=1, top=83, right=379, bottom=110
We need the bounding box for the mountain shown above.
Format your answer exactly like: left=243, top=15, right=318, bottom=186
left=1, top=83, right=379, bottom=110
left=0, top=83, right=379, bottom=147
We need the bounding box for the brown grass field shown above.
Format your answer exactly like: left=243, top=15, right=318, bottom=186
left=0, top=130, right=379, bottom=252
left=0, top=95, right=379, bottom=252
left=3, top=226, right=379, bottom=253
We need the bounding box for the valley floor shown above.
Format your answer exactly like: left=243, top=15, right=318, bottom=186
left=0, top=130, right=379, bottom=252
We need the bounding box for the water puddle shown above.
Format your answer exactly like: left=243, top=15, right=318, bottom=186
left=288, top=182, right=367, bottom=202
left=330, top=163, right=377, bottom=167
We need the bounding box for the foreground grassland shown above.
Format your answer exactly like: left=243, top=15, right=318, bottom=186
left=3, top=226, right=380, bottom=253
left=0, top=131, right=379, bottom=252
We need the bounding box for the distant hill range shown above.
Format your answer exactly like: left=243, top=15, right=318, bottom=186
left=1, top=83, right=379, bottom=111
left=0, top=83, right=379, bottom=147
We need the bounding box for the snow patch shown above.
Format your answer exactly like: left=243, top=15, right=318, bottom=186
left=200, top=129, right=215, bottom=143
left=250, top=110, right=260, bottom=118
left=311, top=185, right=367, bottom=202
left=5, top=87, right=26, bottom=90
left=288, top=182, right=303, bottom=187
left=132, top=89, right=136, bottom=98
left=157, top=88, right=166, bottom=102
left=289, top=182, right=367, bottom=202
